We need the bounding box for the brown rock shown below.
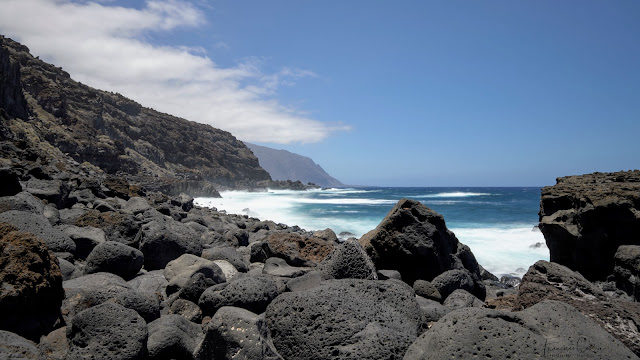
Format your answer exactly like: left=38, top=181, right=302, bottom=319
left=265, top=232, right=335, bottom=267
left=0, top=222, right=64, bottom=341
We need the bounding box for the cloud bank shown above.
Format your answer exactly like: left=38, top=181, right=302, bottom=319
left=0, top=0, right=349, bottom=143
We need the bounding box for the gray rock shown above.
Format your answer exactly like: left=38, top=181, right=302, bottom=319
left=415, top=296, right=449, bottom=324
left=137, top=217, right=203, bottom=270
left=62, top=273, right=132, bottom=323
left=265, top=279, right=422, bottom=360
left=164, top=254, right=225, bottom=296
left=201, top=247, right=249, bottom=272
left=58, top=257, right=82, bottom=281
left=262, top=257, right=308, bottom=278
left=195, top=306, right=282, bottom=360
left=404, top=300, right=639, bottom=360
left=500, top=275, right=521, bottom=288
left=170, top=193, right=194, bottom=212
left=66, top=303, right=147, bottom=360
left=60, top=225, right=105, bottom=259
left=93, top=200, right=116, bottom=213
left=38, top=327, right=68, bottom=360
left=413, top=280, right=442, bottom=303
left=479, top=264, right=499, bottom=281
left=431, top=269, right=478, bottom=300
left=122, top=197, right=151, bottom=215
left=0, top=210, right=75, bottom=254
left=0, top=191, right=44, bottom=214
left=84, top=241, right=143, bottom=280
left=114, top=290, right=161, bottom=323
left=199, top=275, right=279, bottom=316
left=614, top=245, right=640, bottom=301
left=42, top=205, right=60, bottom=226
left=57, top=208, right=88, bottom=225
left=147, top=314, right=203, bottom=360
left=318, top=239, right=377, bottom=280
left=225, top=229, right=249, bottom=247
left=23, top=178, right=70, bottom=209
left=285, top=271, right=326, bottom=292
left=127, top=271, right=169, bottom=298
left=212, top=259, right=238, bottom=282
left=377, top=269, right=402, bottom=280
left=312, top=228, right=339, bottom=243
left=442, top=289, right=484, bottom=310
left=169, top=299, right=203, bottom=323
left=0, top=330, right=44, bottom=359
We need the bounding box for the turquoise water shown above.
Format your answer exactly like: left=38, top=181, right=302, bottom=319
left=195, top=187, right=549, bottom=277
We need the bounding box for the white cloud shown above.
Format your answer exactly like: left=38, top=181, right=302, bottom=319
left=0, top=0, right=349, bottom=143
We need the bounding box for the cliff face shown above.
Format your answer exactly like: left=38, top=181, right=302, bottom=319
left=539, top=170, right=640, bottom=280
left=245, top=142, right=344, bottom=188
left=0, top=36, right=271, bottom=195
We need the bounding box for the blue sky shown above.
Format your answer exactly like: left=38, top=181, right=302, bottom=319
left=1, top=1, right=638, bottom=186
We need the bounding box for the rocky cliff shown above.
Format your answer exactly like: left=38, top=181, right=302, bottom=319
left=245, top=142, right=344, bottom=188
left=0, top=35, right=272, bottom=196
left=539, top=170, right=640, bottom=280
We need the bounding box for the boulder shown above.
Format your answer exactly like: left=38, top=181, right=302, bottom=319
left=318, top=239, right=377, bottom=280
left=57, top=258, right=82, bottom=281
left=84, top=241, right=144, bottom=280
left=195, top=306, right=282, bottom=360
left=0, top=168, right=22, bottom=196
left=0, top=191, right=44, bottom=214
left=415, top=296, right=449, bottom=324
left=539, top=170, right=640, bottom=280
left=38, top=327, right=68, bottom=360
left=264, top=232, right=335, bottom=267
left=59, top=225, right=105, bottom=259
left=170, top=193, right=194, bottom=212
left=514, top=260, right=640, bottom=356
left=499, top=275, right=521, bottom=288
left=359, top=199, right=485, bottom=298
left=404, top=300, right=638, bottom=360
left=224, top=229, right=249, bottom=247
left=127, top=271, right=168, bottom=298
left=66, top=303, right=147, bottom=360
left=265, top=279, right=422, bottom=360
left=164, top=254, right=225, bottom=296
left=0, top=210, right=75, bottom=254
left=122, top=196, right=151, bottom=215
left=0, top=330, right=45, bottom=360
left=412, top=280, right=442, bottom=303
left=114, top=290, right=161, bottom=323
left=147, top=315, right=203, bottom=360
left=137, top=217, right=203, bottom=270
left=431, top=269, right=482, bottom=300
left=201, top=247, right=249, bottom=272
left=262, top=257, right=308, bottom=278
left=74, top=210, right=140, bottom=247
left=614, top=245, right=640, bottom=301
left=285, top=271, right=326, bottom=292
left=0, top=223, right=64, bottom=341
left=311, top=228, right=339, bottom=243
left=62, top=272, right=132, bottom=323
left=442, top=289, right=484, bottom=310
left=169, top=299, right=203, bottom=323
left=22, top=178, right=70, bottom=209
left=199, top=275, right=279, bottom=316
left=212, top=259, right=238, bottom=282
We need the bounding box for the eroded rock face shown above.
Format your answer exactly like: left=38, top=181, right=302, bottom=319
left=359, top=199, right=485, bottom=299
left=614, top=245, right=640, bottom=301
left=0, top=222, right=64, bottom=341
left=404, top=300, right=638, bottom=360
left=265, top=279, right=422, bottom=360
left=514, top=260, right=640, bottom=356
left=0, top=36, right=28, bottom=120
left=539, top=170, right=640, bottom=280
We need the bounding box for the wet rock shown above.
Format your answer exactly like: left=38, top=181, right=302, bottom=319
left=195, top=306, right=282, bottom=360
left=318, top=239, right=377, bottom=280
left=66, top=303, right=147, bottom=360
left=265, top=279, right=421, bottom=360
left=84, top=241, right=143, bottom=280
left=359, top=199, right=485, bottom=298
left=199, top=275, right=279, bottom=316
left=404, top=300, right=638, bottom=360
left=0, top=223, right=64, bottom=340
left=147, top=314, right=203, bottom=360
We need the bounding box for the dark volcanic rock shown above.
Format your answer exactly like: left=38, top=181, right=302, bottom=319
left=262, top=257, right=307, bottom=278
left=265, top=279, right=421, bottom=360
left=74, top=210, right=140, bottom=247
left=169, top=299, right=203, bottom=323
left=0, top=191, right=45, bottom=214
left=413, top=280, right=442, bottom=303
left=60, top=224, right=106, bottom=259
left=404, top=300, right=638, bottom=360
left=318, top=239, right=378, bottom=280
left=137, top=217, right=203, bottom=270
left=195, top=306, right=282, bottom=360
left=0, top=36, right=28, bottom=120
left=147, top=315, right=203, bottom=360
left=514, top=260, right=640, bottom=356
left=61, top=272, right=132, bottom=323
left=442, top=289, right=484, bottom=310
left=0, top=168, right=21, bottom=196
left=359, top=199, right=485, bottom=299
left=0, top=222, right=64, bottom=341
left=84, top=241, right=144, bottom=280
left=114, top=290, right=161, bottom=323
left=615, top=245, right=640, bottom=301
left=201, top=246, right=249, bottom=272
left=38, top=327, right=68, bottom=360
left=0, top=330, right=44, bottom=360
left=539, top=170, right=640, bottom=280
left=0, top=210, right=75, bottom=254
left=66, top=303, right=147, bottom=360
left=264, top=232, right=335, bottom=267
left=199, top=275, right=279, bottom=316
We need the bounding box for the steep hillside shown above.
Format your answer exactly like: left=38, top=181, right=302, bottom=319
left=245, top=142, right=344, bottom=188
left=0, top=36, right=272, bottom=196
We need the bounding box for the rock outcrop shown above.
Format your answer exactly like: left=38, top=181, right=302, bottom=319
left=359, top=199, right=486, bottom=299
left=539, top=170, right=640, bottom=280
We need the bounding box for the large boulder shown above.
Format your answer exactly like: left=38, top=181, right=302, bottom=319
left=404, top=300, right=638, bottom=360
left=195, top=306, right=282, bottom=360
left=22, top=178, right=71, bottom=209
left=201, top=247, right=249, bottom=272
left=66, top=303, right=148, bottom=360
left=264, top=232, right=335, bottom=267
left=59, top=225, right=105, bottom=259
left=0, top=223, right=64, bottom=341
left=265, top=279, right=422, bottom=360
left=359, top=199, right=485, bottom=297
left=0, top=210, right=75, bottom=254
left=514, top=260, right=640, bottom=356
left=199, top=275, right=279, bottom=316
left=146, top=315, right=203, bottom=360
left=84, top=241, right=144, bottom=280
left=614, top=245, right=640, bottom=301
left=137, top=217, right=203, bottom=270
left=0, top=191, right=44, bottom=214
left=318, top=239, right=377, bottom=280
left=539, top=170, right=640, bottom=280
left=61, top=272, right=132, bottom=323
left=163, top=254, right=225, bottom=297
left=0, top=330, right=45, bottom=360
left=73, top=210, right=140, bottom=247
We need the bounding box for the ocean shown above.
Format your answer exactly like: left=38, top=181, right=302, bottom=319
left=195, top=187, right=549, bottom=278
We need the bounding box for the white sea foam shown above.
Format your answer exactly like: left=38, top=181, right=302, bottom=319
left=418, top=192, right=493, bottom=198
left=295, top=198, right=396, bottom=205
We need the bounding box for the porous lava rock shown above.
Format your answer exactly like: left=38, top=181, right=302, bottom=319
left=137, top=217, right=203, bottom=270
left=146, top=315, right=203, bottom=360
left=0, top=330, right=44, bottom=360
left=264, top=232, right=335, bottom=267
left=0, top=210, right=75, bottom=254
left=318, top=239, right=377, bottom=280
left=0, top=222, right=64, bottom=340
left=199, top=275, right=279, bottom=316
left=84, top=241, right=144, bottom=280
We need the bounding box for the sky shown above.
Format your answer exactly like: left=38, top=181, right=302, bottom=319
left=0, top=0, right=638, bottom=187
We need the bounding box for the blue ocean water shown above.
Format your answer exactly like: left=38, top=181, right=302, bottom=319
left=195, top=187, right=549, bottom=277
